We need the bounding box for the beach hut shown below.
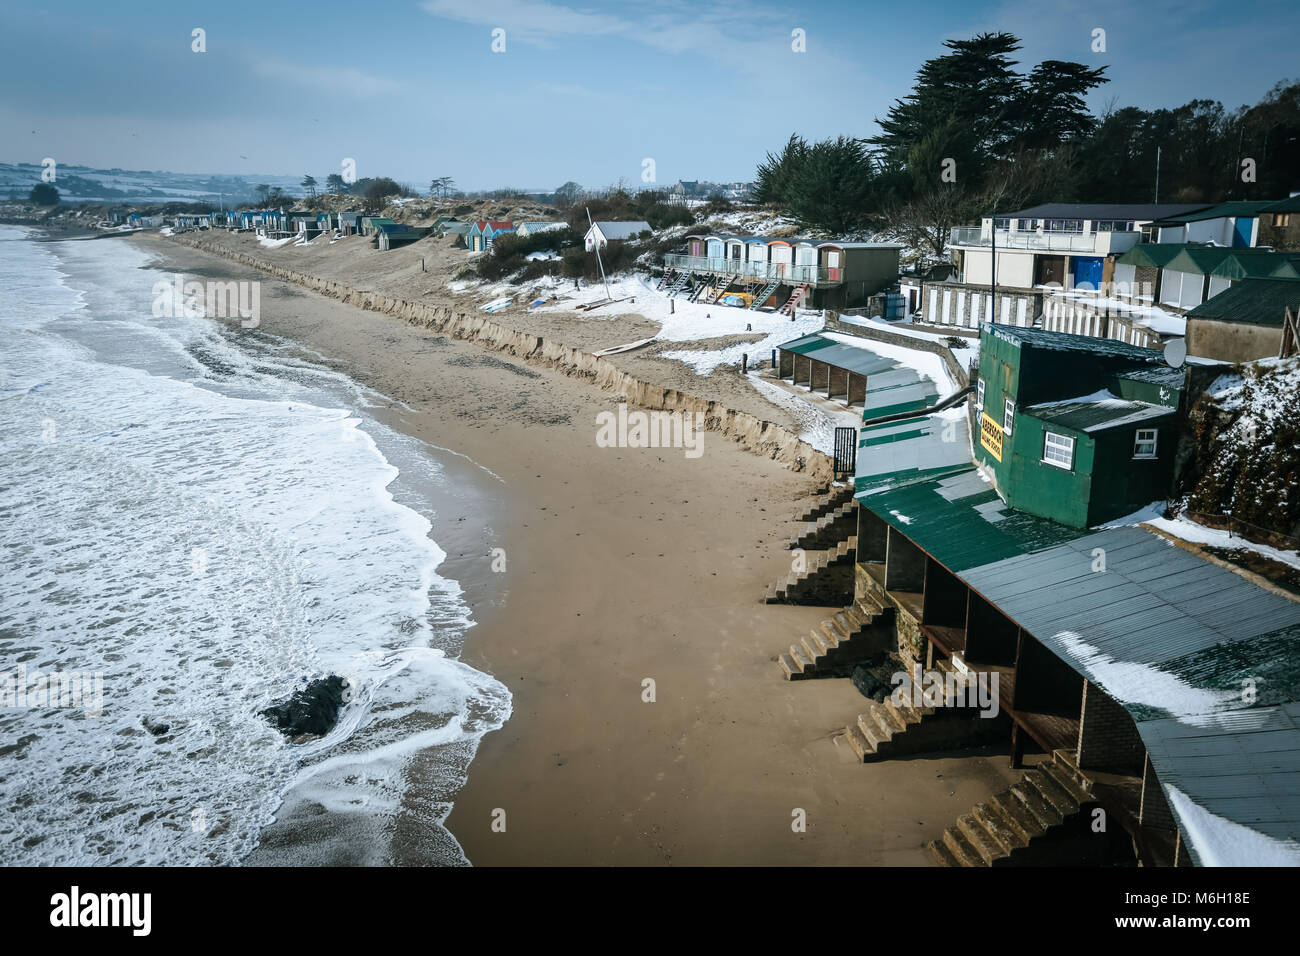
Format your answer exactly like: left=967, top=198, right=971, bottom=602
left=468, top=220, right=515, bottom=251
left=584, top=220, right=651, bottom=251
left=516, top=221, right=567, bottom=237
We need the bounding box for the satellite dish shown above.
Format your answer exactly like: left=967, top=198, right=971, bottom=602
left=1163, top=338, right=1187, bottom=368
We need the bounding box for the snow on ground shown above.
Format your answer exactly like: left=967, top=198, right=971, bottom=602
left=1165, top=785, right=1300, bottom=866
left=256, top=235, right=295, bottom=249
left=1146, top=515, right=1300, bottom=571
left=746, top=371, right=860, bottom=455
left=838, top=314, right=979, bottom=369
left=1096, top=501, right=1168, bottom=527
left=1052, top=289, right=1187, bottom=336
left=532, top=273, right=823, bottom=373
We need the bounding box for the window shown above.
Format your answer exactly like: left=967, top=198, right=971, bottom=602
left=976, top=377, right=985, bottom=410
left=1043, top=432, right=1075, bottom=470
left=1274, top=213, right=1292, bottom=228
left=1134, top=428, right=1158, bottom=459
left=1003, top=398, right=1015, bottom=435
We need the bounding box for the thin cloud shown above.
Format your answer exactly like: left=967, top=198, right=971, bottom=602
left=250, top=58, right=402, bottom=98
left=420, top=0, right=858, bottom=78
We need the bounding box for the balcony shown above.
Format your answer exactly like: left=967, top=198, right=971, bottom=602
left=663, top=253, right=838, bottom=286
left=948, top=227, right=1139, bottom=257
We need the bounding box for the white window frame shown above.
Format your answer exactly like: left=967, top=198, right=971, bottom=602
left=976, top=377, right=985, bottom=410
left=1134, top=428, right=1158, bottom=459
left=1003, top=398, right=1015, bottom=435
left=1042, top=432, right=1075, bottom=470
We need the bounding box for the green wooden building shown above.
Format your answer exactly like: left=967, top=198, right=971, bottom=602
left=972, top=325, right=1183, bottom=528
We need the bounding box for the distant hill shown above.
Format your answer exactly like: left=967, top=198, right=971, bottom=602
left=0, top=162, right=304, bottom=205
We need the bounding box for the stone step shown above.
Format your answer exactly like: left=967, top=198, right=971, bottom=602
left=1043, top=758, right=1093, bottom=803
left=973, top=801, right=1030, bottom=856
left=777, top=652, right=806, bottom=681
left=1009, top=779, right=1065, bottom=831
left=990, top=792, right=1048, bottom=844
left=845, top=724, right=873, bottom=762
left=928, top=839, right=963, bottom=867
left=942, top=826, right=986, bottom=867
left=957, top=812, right=1005, bottom=866
left=856, top=711, right=892, bottom=752
left=1026, top=768, right=1081, bottom=819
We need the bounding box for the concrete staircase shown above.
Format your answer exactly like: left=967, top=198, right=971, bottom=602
left=764, top=536, right=856, bottom=605
left=789, top=500, right=856, bottom=551
left=778, top=598, right=891, bottom=680
left=928, top=755, right=1094, bottom=867
left=844, top=658, right=1004, bottom=761
left=798, top=486, right=855, bottom=523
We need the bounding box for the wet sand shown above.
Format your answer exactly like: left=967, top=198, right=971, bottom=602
left=140, top=234, right=1022, bottom=866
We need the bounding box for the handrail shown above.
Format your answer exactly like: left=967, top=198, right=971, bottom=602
left=664, top=253, right=833, bottom=284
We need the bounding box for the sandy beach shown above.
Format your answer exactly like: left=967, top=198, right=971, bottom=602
left=138, top=233, right=1021, bottom=866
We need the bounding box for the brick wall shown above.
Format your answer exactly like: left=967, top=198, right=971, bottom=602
left=1076, top=680, right=1146, bottom=773
left=1139, top=753, right=1176, bottom=830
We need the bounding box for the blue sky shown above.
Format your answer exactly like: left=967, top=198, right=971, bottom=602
left=1, top=0, right=1296, bottom=191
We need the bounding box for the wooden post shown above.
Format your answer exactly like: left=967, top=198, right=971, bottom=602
left=742, top=353, right=748, bottom=374
left=1010, top=724, right=1025, bottom=769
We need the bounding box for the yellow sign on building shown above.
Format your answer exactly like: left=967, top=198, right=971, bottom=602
left=979, top=411, right=1004, bottom=462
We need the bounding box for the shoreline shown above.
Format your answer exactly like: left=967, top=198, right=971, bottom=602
left=136, top=233, right=1023, bottom=866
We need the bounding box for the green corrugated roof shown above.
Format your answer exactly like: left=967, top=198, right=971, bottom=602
left=1154, top=201, right=1272, bottom=224
left=1210, top=251, right=1300, bottom=280
left=1185, top=276, right=1300, bottom=326
left=854, top=412, right=972, bottom=495
left=1164, top=245, right=1238, bottom=276
left=1261, top=195, right=1300, bottom=213
left=855, top=467, right=1085, bottom=572
left=1116, top=243, right=1187, bottom=269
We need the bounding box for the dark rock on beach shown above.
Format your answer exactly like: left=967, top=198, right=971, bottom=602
left=141, top=716, right=170, bottom=736
left=262, top=675, right=349, bottom=738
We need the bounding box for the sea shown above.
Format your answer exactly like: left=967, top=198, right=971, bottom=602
left=0, top=225, right=511, bottom=865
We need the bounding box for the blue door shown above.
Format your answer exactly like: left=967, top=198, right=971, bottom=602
left=1233, top=217, right=1253, bottom=248
left=1070, top=256, right=1104, bottom=291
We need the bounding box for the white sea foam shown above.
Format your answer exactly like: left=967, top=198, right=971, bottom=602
left=0, top=227, right=510, bottom=865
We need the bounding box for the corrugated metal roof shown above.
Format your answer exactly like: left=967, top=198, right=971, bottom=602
left=777, top=332, right=915, bottom=380
left=988, top=323, right=1166, bottom=362
left=593, top=221, right=650, bottom=239
left=1164, top=246, right=1239, bottom=276
left=855, top=413, right=972, bottom=494
left=1115, top=365, right=1186, bottom=389
left=1026, top=395, right=1177, bottom=432
left=1185, top=276, right=1300, bottom=327
left=1115, top=243, right=1189, bottom=269
left=1211, top=252, right=1300, bottom=280
left=962, top=528, right=1300, bottom=667
left=956, top=527, right=1300, bottom=865
left=1139, top=700, right=1300, bottom=864
left=855, top=467, right=1086, bottom=571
